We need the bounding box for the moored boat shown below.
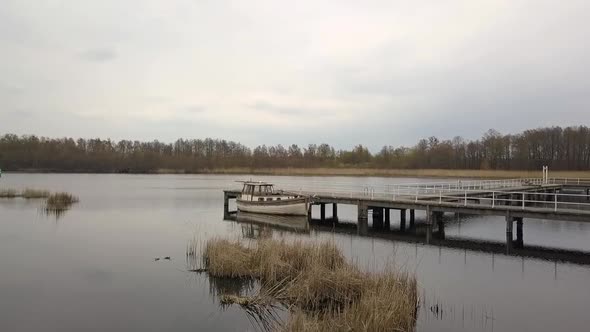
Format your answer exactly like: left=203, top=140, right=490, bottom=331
left=236, top=181, right=310, bottom=216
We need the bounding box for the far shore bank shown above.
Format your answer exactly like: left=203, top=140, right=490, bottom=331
left=3, top=168, right=588, bottom=179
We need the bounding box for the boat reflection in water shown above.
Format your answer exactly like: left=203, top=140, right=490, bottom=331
left=236, top=211, right=310, bottom=233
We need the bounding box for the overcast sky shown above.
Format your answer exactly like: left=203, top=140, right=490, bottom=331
left=1, top=0, right=588, bottom=150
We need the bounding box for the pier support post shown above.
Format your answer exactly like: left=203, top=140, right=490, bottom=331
left=358, top=203, right=368, bottom=235
left=332, top=203, right=338, bottom=222
left=400, top=209, right=406, bottom=231
left=515, top=218, right=523, bottom=248
left=320, top=203, right=326, bottom=221
left=372, top=207, right=384, bottom=229
left=426, top=207, right=433, bottom=244
left=384, top=209, right=391, bottom=229
left=409, top=209, right=415, bottom=228
left=436, top=212, right=445, bottom=240
left=506, top=215, right=514, bottom=254
left=223, top=192, right=230, bottom=219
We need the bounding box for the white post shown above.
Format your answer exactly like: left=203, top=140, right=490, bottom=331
left=522, top=193, right=525, bottom=209
left=439, top=190, right=442, bottom=204
left=554, top=193, right=558, bottom=212
left=545, top=166, right=549, bottom=184
left=464, top=191, right=467, bottom=206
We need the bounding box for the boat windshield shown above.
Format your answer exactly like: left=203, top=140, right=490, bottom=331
left=242, top=183, right=274, bottom=196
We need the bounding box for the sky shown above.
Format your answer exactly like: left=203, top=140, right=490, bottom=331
left=1, top=0, right=589, bottom=150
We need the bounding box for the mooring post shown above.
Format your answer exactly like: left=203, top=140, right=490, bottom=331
left=400, top=209, right=407, bottom=231
left=320, top=203, right=326, bottom=221
left=332, top=203, right=338, bottom=222
left=357, top=203, right=369, bottom=235
left=409, top=209, right=415, bottom=227
left=384, top=208, right=391, bottom=229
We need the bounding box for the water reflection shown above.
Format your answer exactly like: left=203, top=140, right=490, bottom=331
left=208, top=275, right=256, bottom=298
left=40, top=207, right=70, bottom=219
left=223, top=212, right=590, bottom=331
left=236, top=211, right=310, bottom=233
left=228, top=212, right=590, bottom=266
left=2, top=174, right=589, bottom=332
left=307, top=221, right=590, bottom=266
left=420, top=294, right=496, bottom=332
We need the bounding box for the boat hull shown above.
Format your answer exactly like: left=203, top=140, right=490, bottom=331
left=237, top=197, right=309, bottom=216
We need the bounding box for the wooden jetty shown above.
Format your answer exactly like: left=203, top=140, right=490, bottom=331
left=224, top=178, right=590, bottom=252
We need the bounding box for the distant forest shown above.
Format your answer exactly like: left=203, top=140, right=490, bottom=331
left=0, top=126, right=589, bottom=172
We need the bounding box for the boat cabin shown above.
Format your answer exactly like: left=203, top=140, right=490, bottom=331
left=239, top=181, right=296, bottom=202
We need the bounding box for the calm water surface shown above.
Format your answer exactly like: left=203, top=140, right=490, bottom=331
left=0, top=174, right=589, bottom=332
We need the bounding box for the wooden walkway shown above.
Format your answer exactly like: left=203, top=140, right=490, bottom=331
left=223, top=178, right=590, bottom=251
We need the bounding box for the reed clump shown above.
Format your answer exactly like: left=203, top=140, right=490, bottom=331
left=21, top=189, right=51, bottom=199
left=0, top=189, right=19, bottom=198
left=201, top=238, right=418, bottom=331
left=45, top=192, right=79, bottom=211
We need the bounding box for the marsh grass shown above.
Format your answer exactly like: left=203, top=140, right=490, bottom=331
left=21, top=189, right=51, bottom=199
left=0, top=189, right=19, bottom=198
left=200, top=238, right=418, bottom=331
left=45, top=192, right=79, bottom=211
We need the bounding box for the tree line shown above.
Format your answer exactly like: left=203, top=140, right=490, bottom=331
left=0, top=126, right=588, bottom=172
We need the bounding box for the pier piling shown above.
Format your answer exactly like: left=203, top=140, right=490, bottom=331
left=358, top=203, right=368, bottom=235
left=384, top=208, right=391, bottom=229
left=332, top=203, right=338, bottom=222
left=400, top=209, right=407, bottom=231
left=506, top=215, right=514, bottom=253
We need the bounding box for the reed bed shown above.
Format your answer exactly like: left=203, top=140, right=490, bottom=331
left=200, top=238, right=418, bottom=331
left=21, top=189, right=51, bottom=199
left=0, top=189, right=19, bottom=198
left=45, top=192, right=79, bottom=211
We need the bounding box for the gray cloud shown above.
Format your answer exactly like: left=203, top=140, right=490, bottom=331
left=0, top=0, right=588, bottom=150
left=78, top=49, right=117, bottom=62
left=182, top=105, right=206, bottom=114
left=248, top=101, right=303, bottom=116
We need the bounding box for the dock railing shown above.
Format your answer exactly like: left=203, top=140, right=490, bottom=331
left=549, top=178, right=590, bottom=186
left=266, top=178, right=590, bottom=213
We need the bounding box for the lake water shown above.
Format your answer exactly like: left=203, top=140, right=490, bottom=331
left=0, top=173, right=589, bottom=332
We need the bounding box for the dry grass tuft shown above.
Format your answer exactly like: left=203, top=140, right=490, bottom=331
left=201, top=238, right=418, bottom=331
left=21, top=189, right=51, bottom=199
left=45, top=192, right=79, bottom=211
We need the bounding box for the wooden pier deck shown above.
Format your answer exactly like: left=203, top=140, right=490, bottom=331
left=223, top=178, right=590, bottom=252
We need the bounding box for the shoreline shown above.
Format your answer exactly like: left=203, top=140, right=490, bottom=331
left=2, top=168, right=588, bottom=179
